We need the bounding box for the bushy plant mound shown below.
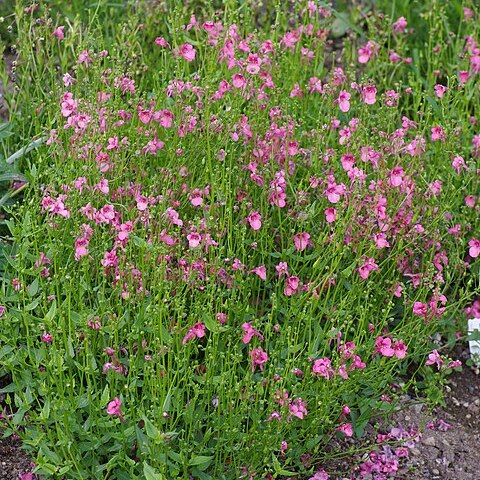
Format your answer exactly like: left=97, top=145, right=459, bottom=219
left=0, top=1, right=478, bottom=479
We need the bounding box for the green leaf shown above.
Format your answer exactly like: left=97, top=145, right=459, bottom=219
left=0, top=123, right=13, bottom=139
left=189, top=455, right=214, bottom=468
left=27, top=278, right=39, bottom=297
left=0, top=172, right=27, bottom=183
left=5, top=136, right=47, bottom=165
left=143, top=462, right=165, bottom=480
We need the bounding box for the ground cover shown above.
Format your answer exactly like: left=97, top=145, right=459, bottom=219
left=0, top=1, right=479, bottom=479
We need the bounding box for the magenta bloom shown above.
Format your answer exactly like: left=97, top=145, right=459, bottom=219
left=391, top=16, right=407, bottom=33
left=362, top=85, right=377, bottom=105
left=187, top=231, right=202, bottom=248
left=434, top=84, right=448, bottom=98
left=468, top=238, right=480, bottom=258
left=182, top=322, right=206, bottom=344
left=249, top=347, right=268, bottom=372
left=312, top=358, right=333, bottom=379
left=375, top=336, right=395, bottom=357
left=337, top=90, right=351, bottom=113
left=289, top=397, right=308, bottom=419
left=52, top=25, right=65, bottom=40
left=178, top=43, right=196, bottom=62
left=106, top=397, right=124, bottom=421
left=413, top=301, right=428, bottom=318
left=242, top=322, right=263, bottom=344
left=293, top=232, right=311, bottom=252
left=425, top=349, right=444, bottom=370
left=325, top=208, right=337, bottom=223
left=247, top=211, right=262, bottom=230
left=284, top=275, right=300, bottom=297
left=358, top=257, right=379, bottom=279
left=250, top=265, right=267, bottom=280
left=336, top=423, right=353, bottom=437
left=232, top=74, right=246, bottom=88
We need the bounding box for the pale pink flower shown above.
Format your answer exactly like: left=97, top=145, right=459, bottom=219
left=325, top=208, right=337, bottom=223
left=284, top=276, right=300, bottom=296
left=434, top=84, right=448, bottom=98
left=182, top=322, right=206, bottom=344
left=431, top=126, right=446, bottom=142
left=391, top=17, right=407, bottom=33
left=358, top=257, right=379, bottom=279
left=293, top=232, right=311, bottom=252
left=468, top=238, right=480, bottom=258
left=232, top=74, right=246, bottom=88
left=242, top=322, right=264, bottom=344
left=106, top=397, right=124, bottom=421
left=289, top=398, right=308, bottom=419
left=250, top=265, right=267, bottom=280
left=250, top=347, right=268, bottom=372
left=187, top=231, right=202, bottom=248
left=312, top=358, right=333, bottom=379
left=247, top=211, right=262, bottom=230
left=337, top=90, right=351, bottom=112
left=362, top=85, right=377, bottom=104
left=425, top=350, right=444, bottom=370
left=336, top=423, right=353, bottom=437
left=178, top=43, right=196, bottom=62
left=52, top=25, right=65, bottom=40
left=375, top=336, right=394, bottom=357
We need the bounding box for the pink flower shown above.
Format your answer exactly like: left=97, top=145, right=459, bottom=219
left=52, top=25, right=65, bottom=40
left=431, top=126, right=446, bottom=142
left=246, top=54, right=262, bottom=74
left=182, top=322, right=206, bottom=344
left=362, top=85, right=377, bottom=104
left=157, top=109, right=174, bottom=128
left=358, top=41, right=378, bottom=64
left=325, top=207, right=337, bottom=223
left=434, top=84, right=448, bottom=98
left=469, top=238, right=480, bottom=258
left=136, top=195, right=149, bottom=211
left=337, top=90, right=351, bottom=113
left=187, top=231, right=202, bottom=248
left=106, top=397, right=124, bottom=421
left=242, top=322, right=264, bottom=344
left=336, top=423, right=353, bottom=437
left=166, top=207, right=183, bottom=226
left=0, top=306, right=5, bottom=318
left=154, top=37, right=170, bottom=47
left=452, top=156, right=468, bottom=174
left=358, top=257, right=379, bottom=279
left=74, top=237, right=89, bottom=260
left=293, top=232, right=311, bottom=252
left=312, top=358, right=333, bottom=379
left=309, top=469, right=330, bottom=480
left=458, top=70, right=469, bottom=84
left=393, top=340, right=407, bottom=359
left=284, top=276, right=300, bottom=296
left=391, top=17, right=407, bottom=33
left=41, top=332, right=53, bottom=343
left=413, top=302, right=428, bottom=318
left=138, top=109, right=152, bottom=124
left=375, top=336, right=395, bottom=357
left=276, top=262, right=289, bottom=278
left=178, top=43, right=196, bottom=62
left=388, top=166, right=404, bottom=187
left=250, top=265, right=267, bottom=280
left=425, top=349, right=444, bottom=370
left=232, top=74, right=246, bottom=88
left=247, top=211, right=262, bottom=230
left=250, top=347, right=268, bottom=372
left=289, top=398, right=308, bottom=419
